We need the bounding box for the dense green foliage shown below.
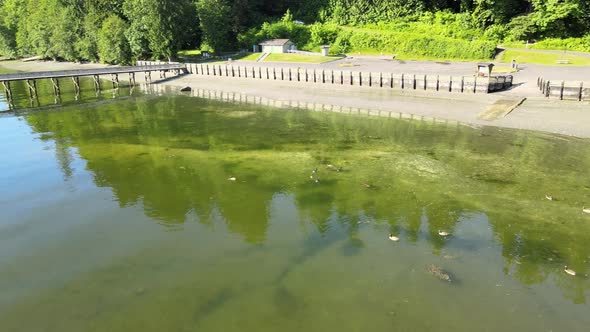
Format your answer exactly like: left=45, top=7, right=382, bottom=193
left=0, top=0, right=588, bottom=63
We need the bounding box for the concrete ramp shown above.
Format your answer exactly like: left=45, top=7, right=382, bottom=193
left=478, top=98, right=526, bottom=121
left=256, top=53, right=270, bottom=62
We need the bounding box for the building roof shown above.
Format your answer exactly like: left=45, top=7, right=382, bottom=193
left=260, top=39, right=291, bottom=46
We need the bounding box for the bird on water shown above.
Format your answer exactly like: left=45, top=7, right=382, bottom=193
left=564, top=266, right=576, bottom=276
left=545, top=194, right=556, bottom=201
left=388, top=234, right=400, bottom=242
left=583, top=207, right=590, bottom=214
left=438, top=230, right=450, bottom=237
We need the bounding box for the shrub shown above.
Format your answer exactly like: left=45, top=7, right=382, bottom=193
left=342, top=29, right=496, bottom=59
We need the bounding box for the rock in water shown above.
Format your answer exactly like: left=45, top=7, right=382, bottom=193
left=427, top=264, right=453, bottom=282
left=180, top=86, right=192, bottom=92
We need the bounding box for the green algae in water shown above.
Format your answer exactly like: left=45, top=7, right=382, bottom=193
left=1, top=93, right=590, bottom=332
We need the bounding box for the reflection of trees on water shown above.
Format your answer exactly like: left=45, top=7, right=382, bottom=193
left=25, top=94, right=590, bottom=301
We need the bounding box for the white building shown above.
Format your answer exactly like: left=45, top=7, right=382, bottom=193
left=259, top=39, right=296, bottom=54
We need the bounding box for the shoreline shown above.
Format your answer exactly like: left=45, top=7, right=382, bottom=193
left=2, top=60, right=590, bottom=139
left=160, top=74, right=590, bottom=139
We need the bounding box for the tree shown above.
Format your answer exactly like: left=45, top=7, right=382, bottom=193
left=124, top=0, right=198, bottom=60
left=196, top=0, right=232, bottom=52
left=97, top=14, right=131, bottom=64
left=0, top=0, right=27, bottom=57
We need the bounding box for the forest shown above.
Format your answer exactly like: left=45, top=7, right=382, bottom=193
left=0, top=0, right=589, bottom=64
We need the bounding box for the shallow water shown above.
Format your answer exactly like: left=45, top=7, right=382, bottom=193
left=1, top=74, right=590, bottom=331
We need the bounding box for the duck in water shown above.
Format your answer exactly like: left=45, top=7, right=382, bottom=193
left=564, top=266, right=576, bottom=276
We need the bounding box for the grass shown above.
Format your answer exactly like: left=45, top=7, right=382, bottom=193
left=236, top=53, right=262, bottom=61
left=178, top=50, right=202, bottom=56
left=496, top=49, right=590, bottom=66
left=264, top=53, right=343, bottom=64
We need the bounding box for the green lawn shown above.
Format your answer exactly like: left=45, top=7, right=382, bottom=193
left=264, top=53, right=343, bottom=64
left=496, top=49, right=590, bottom=66
left=178, top=49, right=202, bottom=56
left=236, top=53, right=262, bottom=61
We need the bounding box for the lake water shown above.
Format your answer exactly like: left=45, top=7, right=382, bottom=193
left=1, top=67, right=590, bottom=331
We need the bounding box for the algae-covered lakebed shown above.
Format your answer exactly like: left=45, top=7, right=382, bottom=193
left=1, top=92, right=590, bottom=331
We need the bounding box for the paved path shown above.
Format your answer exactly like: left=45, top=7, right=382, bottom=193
left=499, top=47, right=590, bottom=58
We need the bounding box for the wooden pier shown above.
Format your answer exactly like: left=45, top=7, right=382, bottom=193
left=0, top=64, right=187, bottom=109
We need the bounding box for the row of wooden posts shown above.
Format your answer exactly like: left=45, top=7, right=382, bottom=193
left=179, top=62, right=496, bottom=93
left=537, top=77, right=589, bottom=101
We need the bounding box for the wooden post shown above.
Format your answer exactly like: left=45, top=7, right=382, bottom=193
left=331, top=70, right=334, bottom=84
left=305, top=69, right=308, bottom=82
left=51, top=77, right=61, bottom=97
left=436, top=75, right=439, bottom=91
left=130, top=72, right=136, bottom=86
left=350, top=71, right=353, bottom=85
left=281, top=68, right=284, bottom=80
left=2, top=81, right=13, bottom=107
left=412, top=74, right=416, bottom=89
left=26, top=79, right=36, bottom=99
left=369, top=72, right=372, bottom=87
left=423, top=75, right=427, bottom=90
left=340, top=71, right=343, bottom=85
left=390, top=73, right=393, bottom=88
left=92, top=75, right=100, bottom=91
left=206, top=65, right=210, bottom=75
left=473, top=76, right=477, bottom=93
left=226, top=66, right=229, bottom=76
left=72, top=76, right=80, bottom=99
left=560, top=81, right=565, bottom=100
left=259, top=67, right=262, bottom=79
left=379, top=72, right=383, bottom=88
left=579, top=82, right=584, bottom=101
left=401, top=74, right=404, bottom=89
left=449, top=76, right=452, bottom=92
left=359, top=72, right=362, bottom=86
left=273, top=68, right=276, bottom=80
left=313, top=70, right=316, bottom=83
left=460, top=76, right=464, bottom=92
left=232, top=66, right=235, bottom=77
left=252, top=67, right=255, bottom=78
left=289, top=68, right=292, bottom=81
left=322, top=70, right=325, bottom=84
